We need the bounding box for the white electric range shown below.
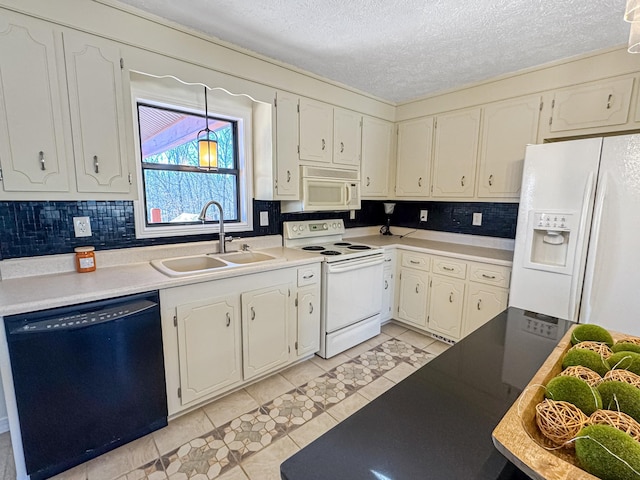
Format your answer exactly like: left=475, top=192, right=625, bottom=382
left=283, top=219, right=384, bottom=358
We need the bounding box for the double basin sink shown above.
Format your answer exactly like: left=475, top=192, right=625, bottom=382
left=151, top=251, right=283, bottom=277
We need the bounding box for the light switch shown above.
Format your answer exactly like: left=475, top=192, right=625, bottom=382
left=259, top=211, right=269, bottom=226
left=472, top=212, right=482, bottom=226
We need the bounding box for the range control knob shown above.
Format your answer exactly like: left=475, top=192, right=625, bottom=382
left=332, top=222, right=338, bottom=229
left=292, top=225, right=298, bottom=232
left=323, top=223, right=328, bottom=230
left=299, top=224, right=306, bottom=231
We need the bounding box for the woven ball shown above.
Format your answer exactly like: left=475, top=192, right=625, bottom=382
left=617, top=337, right=640, bottom=346
left=535, top=399, right=589, bottom=447
left=570, top=341, right=613, bottom=359
left=589, top=409, right=640, bottom=442
left=604, top=369, right=640, bottom=389
left=560, top=365, right=603, bottom=388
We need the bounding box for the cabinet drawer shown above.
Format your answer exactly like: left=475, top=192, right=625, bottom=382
left=432, top=256, right=467, bottom=279
left=298, top=266, right=320, bottom=286
left=400, top=251, right=430, bottom=270
left=469, top=262, right=510, bottom=288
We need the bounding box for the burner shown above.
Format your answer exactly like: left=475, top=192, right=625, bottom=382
left=302, top=246, right=325, bottom=251
left=334, top=242, right=352, bottom=246
left=323, top=251, right=342, bottom=256
left=348, top=245, right=371, bottom=250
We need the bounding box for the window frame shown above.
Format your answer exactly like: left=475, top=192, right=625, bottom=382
left=130, top=76, right=254, bottom=239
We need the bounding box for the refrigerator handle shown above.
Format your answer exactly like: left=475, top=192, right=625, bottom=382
left=579, top=172, right=608, bottom=324
left=568, top=172, right=596, bottom=321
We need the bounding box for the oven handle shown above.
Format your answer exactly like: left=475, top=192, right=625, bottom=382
left=326, top=255, right=384, bottom=273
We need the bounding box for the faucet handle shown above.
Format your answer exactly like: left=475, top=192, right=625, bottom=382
left=241, top=243, right=250, bottom=251
left=224, top=235, right=234, bottom=243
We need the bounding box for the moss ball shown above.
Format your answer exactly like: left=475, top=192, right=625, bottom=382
left=607, top=351, right=640, bottom=375
left=562, top=348, right=611, bottom=377
left=571, top=324, right=614, bottom=347
left=575, top=424, right=640, bottom=480
left=598, top=381, right=640, bottom=423
left=614, top=342, right=640, bottom=355
left=545, top=376, right=603, bottom=416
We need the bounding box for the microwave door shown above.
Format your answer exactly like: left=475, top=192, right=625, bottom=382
left=304, top=179, right=347, bottom=210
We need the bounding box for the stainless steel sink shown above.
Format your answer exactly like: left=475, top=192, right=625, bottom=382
left=150, top=250, right=282, bottom=277
left=217, top=251, right=277, bottom=265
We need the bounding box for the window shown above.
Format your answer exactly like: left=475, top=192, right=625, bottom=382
left=137, top=103, right=239, bottom=225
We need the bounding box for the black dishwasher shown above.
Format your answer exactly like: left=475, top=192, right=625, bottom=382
left=4, top=291, right=168, bottom=480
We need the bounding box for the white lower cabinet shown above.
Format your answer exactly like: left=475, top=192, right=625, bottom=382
left=464, top=283, right=508, bottom=336
left=428, top=275, right=465, bottom=341
left=296, top=285, right=320, bottom=357
left=397, top=267, right=430, bottom=328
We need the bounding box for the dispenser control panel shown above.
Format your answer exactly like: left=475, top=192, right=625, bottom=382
left=533, top=212, right=573, bottom=231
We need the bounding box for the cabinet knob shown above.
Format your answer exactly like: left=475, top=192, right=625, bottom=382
left=449, top=292, right=454, bottom=303
left=321, top=139, right=326, bottom=150
left=477, top=299, right=482, bottom=310
left=93, top=155, right=99, bottom=174
left=418, top=177, right=422, bottom=187
left=607, top=94, right=613, bottom=109
left=481, top=273, right=496, bottom=280
left=340, top=141, right=344, bottom=153
left=443, top=266, right=454, bottom=271
left=309, top=302, right=314, bottom=314
left=287, top=170, right=291, bottom=182
left=39, top=151, right=45, bottom=171
left=250, top=306, right=256, bottom=320
left=226, top=312, right=231, bottom=327
left=488, top=174, right=493, bottom=186
left=384, top=280, right=388, bottom=290
left=461, top=176, right=465, bottom=187
left=366, top=176, right=371, bottom=187
left=415, top=284, right=420, bottom=294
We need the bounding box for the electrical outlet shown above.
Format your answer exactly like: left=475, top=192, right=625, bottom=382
left=259, top=211, right=269, bottom=227
left=419, top=210, right=428, bottom=222
left=349, top=210, right=356, bottom=220
left=73, top=216, right=92, bottom=237
left=472, top=212, right=482, bottom=226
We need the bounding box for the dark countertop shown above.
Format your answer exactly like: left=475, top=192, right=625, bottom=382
left=280, top=308, right=573, bottom=480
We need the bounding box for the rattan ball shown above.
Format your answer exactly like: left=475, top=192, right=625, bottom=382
left=560, top=365, right=603, bottom=388
left=603, top=369, right=640, bottom=389
left=589, top=409, right=640, bottom=442
left=570, top=341, right=613, bottom=359
left=535, top=399, right=589, bottom=447
left=617, top=337, right=640, bottom=346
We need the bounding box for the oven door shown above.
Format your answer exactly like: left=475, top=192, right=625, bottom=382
left=323, top=254, right=384, bottom=333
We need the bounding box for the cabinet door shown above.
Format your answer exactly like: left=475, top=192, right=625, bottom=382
left=381, top=267, right=395, bottom=322
left=396, top=117, right=432, bottom=197
left=275, top=91, right=300, bottom=198
left=242, top=283, right=290, bottom=380
left=428, top=275, right=465, bottom=340
left=176, top=295, right=242, bottom=405
left=333, top=108, right=361, bottom=168
left=432, top=108, right=480, bottom=198
left=477, top=96, right=540, bottom=198
left=397, top=267, right=429, bottom=328
left=464, top=283, right=508, bottom=336
left=550, top=76, right=634, bottom=132
left=0, top=15, right=70, bottom=193
left=299, top=98, right=332, bottom=163
left=296, top=285, right=320, bottom=357
left=361, top=116, right=393, bottom=197
left=63, top=31, right=131, bottom=193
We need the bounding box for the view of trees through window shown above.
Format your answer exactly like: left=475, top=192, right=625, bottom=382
left=137, top=103, right=239, bottom=226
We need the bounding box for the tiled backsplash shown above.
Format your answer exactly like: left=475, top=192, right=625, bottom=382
left=0, top=200, right=519, bottom=260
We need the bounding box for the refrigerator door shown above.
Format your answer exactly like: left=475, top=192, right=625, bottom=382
left=509, top=138, right=602, bottom=320
left=579, top=134, right=640, bottom=335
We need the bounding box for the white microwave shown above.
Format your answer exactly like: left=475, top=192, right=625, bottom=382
left=281, top=166, right=361, bottom=213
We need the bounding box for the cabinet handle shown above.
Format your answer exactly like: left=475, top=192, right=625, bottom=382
left=322, top=138, right=326, bottom=150
left=93, top=155, right=99, bottom=174
left=287, top=170, right=291, bottom=183
left=415, top=284, right=420, bottom=294
left=442, top=266, right=454, bottom=271
left=607, top=94, right=613, bottom=109
left=488, top=174, right=493, bottom=186
left=449, top=292, right=454, bottom=303
left=384, top=258, right=392, bottom=262
left=418, top=177, right=422, bottom=187
left=384, top=280, right=389, bottom=290
left=477, top=299, right=482, bottom=310
left=250, top=306, right=256, bottom=320
left=410, top=260, right=420, bottom=264
left=302, top=273, right=314, bottom=279
left=461, top=176, right=465, bottom=187
left=366, top=176, right=371, bottom=187
left=309, top=302, right=314, bottom=314
left=226, top=312, right=231, bottom=327
left=481, top=273, right=496, bottom=279
left=39, top=151, right=45, bottom=171
left=340, top=141, right=344, bottom=153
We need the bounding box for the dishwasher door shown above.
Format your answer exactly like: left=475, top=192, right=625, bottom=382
left=4, top=291, right=168, bottom=480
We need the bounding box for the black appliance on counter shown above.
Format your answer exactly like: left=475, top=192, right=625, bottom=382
left=4, top=291, right=168, bottom=480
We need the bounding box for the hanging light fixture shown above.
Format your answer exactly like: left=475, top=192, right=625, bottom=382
left=197, top=86, right=218, bottom=170
left=625, top=0, right=640, bottom=53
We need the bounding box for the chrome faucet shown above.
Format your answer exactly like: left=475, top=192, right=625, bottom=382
left=198, top=200, right=227, bottom=253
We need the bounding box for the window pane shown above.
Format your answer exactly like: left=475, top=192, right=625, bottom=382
left=143, top=170, right=238, bottom=224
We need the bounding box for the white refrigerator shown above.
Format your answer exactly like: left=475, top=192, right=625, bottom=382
left=509, top=134, right=640, bottom=335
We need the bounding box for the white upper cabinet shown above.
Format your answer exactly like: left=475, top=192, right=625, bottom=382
left=361, top=116, right=393, bottom=197
left=299, top=98, right=333, bottom=164
left=274, top=90, right=300, bottom=198
left=432, top=108, right=480, bottom=198
left=63, top=31, right=131, bottom=193
left=0, top=14, right=70, bottom=193
left=477, top=95, right=541, bottom=199
left=395, top=117, right=433, bottom=197
left=333, top=107, right=362, bottom=168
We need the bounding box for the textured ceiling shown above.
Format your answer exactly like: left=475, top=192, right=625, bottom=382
left=115, top=0, right=630, bottom=103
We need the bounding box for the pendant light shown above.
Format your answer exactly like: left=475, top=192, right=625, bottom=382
left=197, top=86, right=218, bottom=170
left=625, top=0, right=640, bottom=53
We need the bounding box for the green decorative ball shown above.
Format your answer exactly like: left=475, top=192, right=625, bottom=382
left=545, top=375, right=602, bottom=416
left=608, top=351, right=640, bottom=375
left=563, top=348, right=611, bottom=377
left=598, top=381, right=640, bottom=423
left=613, top=342, right=640, bottom=355
left=575, top=424, right=640, bottom=480
left=571, top=324, right=614, bottom=347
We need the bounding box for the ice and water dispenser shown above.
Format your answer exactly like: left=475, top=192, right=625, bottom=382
left=524, top=211, right=576, bottom=274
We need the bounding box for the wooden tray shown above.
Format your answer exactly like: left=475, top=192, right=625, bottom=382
left=492, top=325, right=627, bottom=480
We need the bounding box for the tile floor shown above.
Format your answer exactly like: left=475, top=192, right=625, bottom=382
left=0, top=322, right=450, bottom=480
